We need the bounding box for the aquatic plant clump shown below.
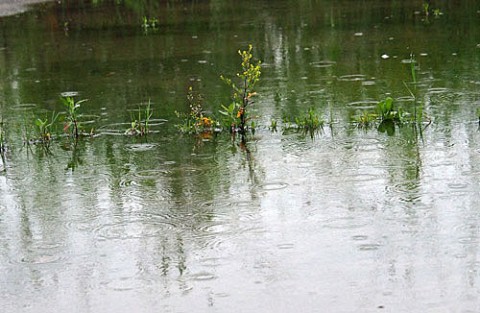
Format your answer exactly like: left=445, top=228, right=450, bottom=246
left=34, top=111, right=59, bottom=144
left=61, top=96, right=88, bottom=139
left=282, top=107, right=324, bottom=137
left=125, top=100, right=153, bottom=136
left=175, top=86, right=218, bottom=134
left=141, top=16, right=158, bottom=33
left=175, top=45, right=261, bottom=136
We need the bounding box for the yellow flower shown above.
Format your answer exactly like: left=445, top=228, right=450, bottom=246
left=202, top=117, right=211, bottom=127
left=236, top=107, right=244, bottom=118
left=197, top=117, right=212, bottom=128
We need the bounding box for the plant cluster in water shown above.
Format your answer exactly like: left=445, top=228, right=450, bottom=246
left=18, top=94, right=154, bottom=149
left=141, top=16, right=158, bottom=33
left=351, top=54, right=430, bottom=132
left=125, top=100, right=153, bottom=136
left=0, top=45, right=450, bottom=170
left=61, top=96, right=88, bottom=139
left=220, top=44, right=262, bottom=134
left=281, top=107, right=324, bottom=138
left=34, top=111, right=59, bottom=144
left=175, top=44, right=262, bottom=138
left=175, top=45, right=262, bottom=137
left=175, top=87, right=217, bottom=134
left=173, top=46, right=436, bottom=140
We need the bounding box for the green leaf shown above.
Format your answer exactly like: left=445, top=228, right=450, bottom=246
left=385, top=97, right=393, bottom=112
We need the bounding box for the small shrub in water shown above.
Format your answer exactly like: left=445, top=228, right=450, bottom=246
left=220, top=44, right=261, bottom=133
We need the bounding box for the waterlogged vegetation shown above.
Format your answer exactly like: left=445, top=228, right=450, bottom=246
left=220, top=44, right=262, bottom=134
left=125, top=100, right=153, bottom=136
left=175, top=44, right=261, bottom=137
left=351, top=53, right=431, bottom=133
left=0, top=37, right=465, bottom=174
left=174, top=87, right=217, bottom=134
left=0, top=43, right=461, bottom=159
left=34, top=111, right=59, bottom=144
left=282, top=107, right=324, bottom=138
left=141, top=16, right=158, bottom=33
left=61, top=96, right=88, bottom=139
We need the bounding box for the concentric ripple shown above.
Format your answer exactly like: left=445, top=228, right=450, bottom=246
left=95, top=218, right=175, bottom=240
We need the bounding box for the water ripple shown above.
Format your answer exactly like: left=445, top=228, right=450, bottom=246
left=357, top=243, right=382, bottom=251
left=338, top=74, right=366, bottom=82
left=95, top=218, right=175, bottom=241
left=323, top=216, right=370, bottom=230
left=187, top=271, right=217, bottom=281
left=124, top=143, right=159, bottom=152
left=310, top=60, right=336, bottom=68
left=189, top=198, right=262, bottom=249
left=258, top=182, right=289, bottom=191
left=134, top=169, right=171, bottom=179
left=347, top=100, right=378, bottom=109
left=19, top=254, right=65, bottom=265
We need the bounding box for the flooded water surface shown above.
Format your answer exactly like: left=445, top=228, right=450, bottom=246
left=1, top=1, right=480, bottom=312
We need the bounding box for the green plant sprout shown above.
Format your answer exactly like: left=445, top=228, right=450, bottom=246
left=125, top=100, right=153, bottom=136
left=218, top=102, right=240, bottom=132
left=220, top=44, right=261, bottom=134
left=142, top=16, right=158, bottom=33
left=269, top=118, right=278, bottom=132
left=423, top=2, right=429, bottom=16
left=377, top=97, right=401, bottom=122
left=403, top=53, right=431, bottom=126
left=35, top=111, right=59, bottom=143
left=61, top=96, right=87, bottom=139
left=352, top=111, right=377, bottom=128
left=433, top=8, right=443, bottom=18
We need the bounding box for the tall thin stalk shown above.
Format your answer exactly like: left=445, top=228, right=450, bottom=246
left=0, top=118, right=5, bottom=155
left=220, top=45, right=261, bottom=134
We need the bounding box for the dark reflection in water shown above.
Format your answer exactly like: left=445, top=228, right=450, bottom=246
left=1, top=0, right=480, bottom=312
